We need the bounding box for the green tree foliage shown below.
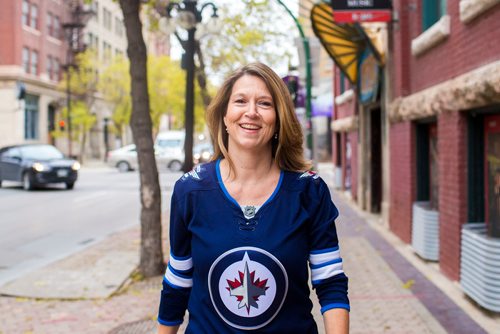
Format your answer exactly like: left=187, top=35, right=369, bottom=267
left=54, top=50, right=98, bottom=160
left=201, top=0, right=295, bottom=78
left=100, top=54, right=206, bottom=136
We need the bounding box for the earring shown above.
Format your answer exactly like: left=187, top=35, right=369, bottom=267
left=274, top=133, right=278, bottom=140
left=226, top=127, right=228, bottom=133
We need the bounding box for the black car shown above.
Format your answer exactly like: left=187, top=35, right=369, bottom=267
left=0, top=144, right=80, bottom=190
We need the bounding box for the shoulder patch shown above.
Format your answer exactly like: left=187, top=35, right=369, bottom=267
left=298, top=171, right=319, bottom=180
left=181, top=164, right=204, bottom=181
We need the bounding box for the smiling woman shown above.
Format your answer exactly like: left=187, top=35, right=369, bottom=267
left=157, top=63, right=349, bottom=334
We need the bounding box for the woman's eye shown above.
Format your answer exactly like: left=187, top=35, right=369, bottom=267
left=234, top=99, right=245, bottom=104
left=259, top=101, right=273, bottom=107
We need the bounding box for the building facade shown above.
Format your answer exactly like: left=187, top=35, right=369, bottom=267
left=323, top=0, right=500, bottom=313
left=0, top=0, right=69, bottom=149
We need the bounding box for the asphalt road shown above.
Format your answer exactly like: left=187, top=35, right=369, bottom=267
left=0, top=166, right=181, bottom=286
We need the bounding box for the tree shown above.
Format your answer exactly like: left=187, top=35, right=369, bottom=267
left=100, top=54, right=206, bottom=136
left=54, top=50, right=99, bottom=163
left=201, top=0, right=295, bottom=78
left=118, top=0, right=164, bottom=277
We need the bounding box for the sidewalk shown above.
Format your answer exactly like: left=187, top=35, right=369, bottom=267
left=0, top=165, right=497, bottom=333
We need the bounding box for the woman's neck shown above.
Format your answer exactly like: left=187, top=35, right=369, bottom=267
left=221, top=149, right=277, bottom=184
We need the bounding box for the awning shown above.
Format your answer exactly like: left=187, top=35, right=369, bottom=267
left=310, top=2, right=383, bottom=85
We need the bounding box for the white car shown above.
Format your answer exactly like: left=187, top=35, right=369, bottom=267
left=107, top=144, right=184, bottom=172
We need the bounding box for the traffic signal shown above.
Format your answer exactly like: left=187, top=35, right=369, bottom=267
left=59, top=119, right=66, bottom=131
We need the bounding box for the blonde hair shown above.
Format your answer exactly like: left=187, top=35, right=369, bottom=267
left=206, top=62, right=312, bottom=172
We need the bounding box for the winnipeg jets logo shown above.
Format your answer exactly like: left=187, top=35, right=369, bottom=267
left=226, top=253, right=269, bottom=314
left=208, top=247, right=288, bottom=330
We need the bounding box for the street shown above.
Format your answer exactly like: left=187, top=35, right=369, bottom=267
left=0, top=166, right=181, bottom=286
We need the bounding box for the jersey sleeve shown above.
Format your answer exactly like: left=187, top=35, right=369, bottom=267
left=307, top=177, right=350, bottom=314
left=157, top=184, right=193, bottom=326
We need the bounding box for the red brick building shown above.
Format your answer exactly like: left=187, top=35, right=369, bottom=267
left=0, top=0, right=70, bottom=147
left=389, top=0, right=500, bottom=282
left=325, top=0, right=500, bottom=312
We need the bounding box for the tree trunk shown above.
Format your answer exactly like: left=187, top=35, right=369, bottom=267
left=118, top=0, right=164, bottom=277
left=79, top=129, right=86, bottom=164
left=195, top=42, right=211, bottom=109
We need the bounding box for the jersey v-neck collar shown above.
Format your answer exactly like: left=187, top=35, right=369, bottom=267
left=215, top=158, right=284, bottom=211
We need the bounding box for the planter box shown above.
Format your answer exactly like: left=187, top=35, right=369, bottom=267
left=334, top=166, right=342, bottom=189
left=461, top=224, right=500, bottom=312
left=411, top=201, right=439, bottom=261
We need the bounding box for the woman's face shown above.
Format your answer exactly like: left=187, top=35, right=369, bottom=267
left=223, top=75, right=277, bottom=154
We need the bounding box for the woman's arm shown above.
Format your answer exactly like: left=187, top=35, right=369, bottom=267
left=158, top=324, right=179, bottom=334
left=323, top=308, right=349, bottom=334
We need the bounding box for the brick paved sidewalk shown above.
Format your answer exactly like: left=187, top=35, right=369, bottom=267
left=0, top=171, right=495, bottom=333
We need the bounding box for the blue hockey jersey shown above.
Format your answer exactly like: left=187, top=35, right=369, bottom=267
left=158, top=160, right=349, bottom=333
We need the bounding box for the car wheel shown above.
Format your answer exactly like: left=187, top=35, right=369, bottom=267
left=23, top=173, right=34, bottom=191
left=168, top=160, right=183, bottom=172
left=0, top=179, right=2, bottom=188
left=117, top=161, right=131, bottom=173
left=66, top=182, right=75, bottom=190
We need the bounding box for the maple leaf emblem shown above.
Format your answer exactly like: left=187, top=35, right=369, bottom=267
left=226, top=254, right=269, bottom=314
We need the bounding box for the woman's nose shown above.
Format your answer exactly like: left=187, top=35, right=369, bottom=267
left=245, top=100, right=259, bottom=117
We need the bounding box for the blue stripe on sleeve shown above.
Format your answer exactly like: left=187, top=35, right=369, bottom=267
left=310, top=246, right=339, bottom=254
left=320, top=303, right=350, bottom=314
left=158, top=317, right=183, bottom=326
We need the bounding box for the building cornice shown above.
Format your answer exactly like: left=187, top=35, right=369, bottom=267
left=389, top=60, right=500, bottom=123
left=460, top=0, right=500, bottom=23
left=331, top=115, right=359, bottom=132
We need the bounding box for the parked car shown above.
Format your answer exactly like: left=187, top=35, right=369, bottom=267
left=0, top=144, right=80, bottom=190
left=155, top=131, right=185, bottom=171
left=107, top=143, right=185, bottom=172
left=193, top=142, right=214, bottom=164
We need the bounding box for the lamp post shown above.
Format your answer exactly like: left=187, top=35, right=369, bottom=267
left=166, top=0, right=218, bottom=173
left=62, top=4, right=93, bottom=158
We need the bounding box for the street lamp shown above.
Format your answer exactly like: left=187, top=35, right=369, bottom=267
left=165, top=0, right=219, bottom=172
left=62, top=4, right=93, bottom=158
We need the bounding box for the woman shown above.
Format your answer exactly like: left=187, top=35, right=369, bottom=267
left=158, top=63, right=349, bottom=334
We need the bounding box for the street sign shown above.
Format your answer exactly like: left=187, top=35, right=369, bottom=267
left=331, top=0, right=392, bottom=23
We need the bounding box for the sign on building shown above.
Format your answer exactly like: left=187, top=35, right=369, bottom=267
left=331, top=0, right=392, bottom=23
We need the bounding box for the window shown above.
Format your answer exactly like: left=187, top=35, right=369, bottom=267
left=30, top=3, right=38, bottom=29
left=31, top=50, right=38, bottom=75
left=339, top=72, right=346, bottom=94
left=46, top=55, right=52, bottom=79
left=103, top=8, right=112, bottom=30
left=53, top=16, right=60, bottom=39
left=416, top=122, right=439, bottom=209
left=53, top=59, right=60, bottom=81
left=24, top=94, right=39, bottom=140
left=47, top=12, right=53, bottom=35
left=115, top=17, right=123, bottom=36
left=422, top=0, right=447, bottom=31
left=92, top=1, right=99, bottom=22
left=22, top=0, right=29, bottom=26
left=22, top=47, right=30, bottom=73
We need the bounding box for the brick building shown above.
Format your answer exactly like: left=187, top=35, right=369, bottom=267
left=324, top=0, right=500, bottom=313
left=0, top=0, right=70, bottom=148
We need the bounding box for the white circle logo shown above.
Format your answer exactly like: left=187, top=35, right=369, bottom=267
left=208, top=247, right=288, bottom=330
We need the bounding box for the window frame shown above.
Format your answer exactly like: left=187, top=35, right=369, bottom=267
left=30, top=3, right=38, bottom=29
left=22, top=47, right=30, bottom=73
